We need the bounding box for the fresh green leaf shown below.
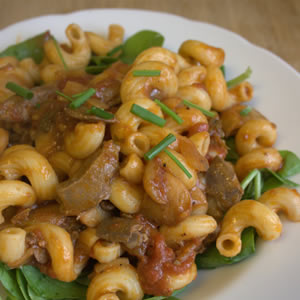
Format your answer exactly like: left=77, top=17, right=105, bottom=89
left=0, top=32, right=48, bottom=64
left=16, top=270, right=30, bottom=300
left=196, top=227, right=256, bottom=269
left=278, top=150, right=300, bottom=178
left=220, top=65, right=226, bottom=77
left=27, top=286, right=46, bottom=300
left=225, top=137, right=239, bottom=163
left=120, top=30, right=164, bottom=64
left=21, top=265, right=87, bottom=299
left=0, top=263, right=24, bottom=300
left=262, top=169, right=299, bottom=191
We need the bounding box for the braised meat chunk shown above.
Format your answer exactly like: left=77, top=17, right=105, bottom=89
left=205, top=156, right=243, bottom=220
left=97, top=216, right=151, bottom=256
left=56, top=140, right=120, bottom=215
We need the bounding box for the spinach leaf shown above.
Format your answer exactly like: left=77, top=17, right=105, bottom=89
left=16, top=270, right=30, bottom=300
left=0, top=32, right=48, bottom=64
left=27, top=286, right=46, bottom=300
left=21, top=265, right=87, bottom=299
left=0, top=263, right=24, bottom=300
left=278, top=150, right=300, bottom=178
left=196, top=227, right=256, bottom=269
left=225, top=137, right=239, bottom=163
left=120, top=30, right=164, bottom=64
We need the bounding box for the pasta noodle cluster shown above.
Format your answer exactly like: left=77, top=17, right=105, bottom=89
left=0, top=22, right=298, bottom=300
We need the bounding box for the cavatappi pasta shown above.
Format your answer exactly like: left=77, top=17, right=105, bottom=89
left=0, top=23, right=299, bottom=300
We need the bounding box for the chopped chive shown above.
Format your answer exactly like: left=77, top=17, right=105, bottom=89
left=72, top=91, right=87, bottom=98
left=254, top=171, right=261, bottom=200
left=220, top=65, right=226, bottom=77
left=164, top=148, right=192, bottom=179
left=85, top=65, right=107, bottom=74
left=241, top=169, right=259, bottom=190
left=69, top=88, right=96, bottom=109
left=154, top=99, right=183, bottom=124
left=226, top=67, right=252, bottom=89
left=5, top=82, right=33, bottom=99
left=87, top=106, right=114, bottom=119
left=35, top=103, right=41, bottom=109
left=130, top=104, right=166, bottom=127
left=56, top=91, right=73, bottom=102
left=182, top=99, right=216, bottom=118
left=240, top=106, right=252, bottom=116
left=144, top=133, right=176, bottom=161
left=52, top=36, right=68, bottom=70
left=133, top=70, right=161, bottom=77
left=107, top=45, right=123, bottom=56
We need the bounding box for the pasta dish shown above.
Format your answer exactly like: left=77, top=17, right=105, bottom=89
left=0, top=23, right=299, bottom=300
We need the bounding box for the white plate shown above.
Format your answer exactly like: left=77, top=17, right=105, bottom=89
left=0, top=9, right=299, bottom=300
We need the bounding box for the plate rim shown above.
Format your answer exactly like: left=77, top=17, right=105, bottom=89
left=0, top=8, right=299, bottom=78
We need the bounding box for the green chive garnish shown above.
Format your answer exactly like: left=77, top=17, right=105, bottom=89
left=56, top=91, right=73, bottom=102
left=254, top=170, right=261, bottom=200
left=107, top=45, right=123, bottom=56
left=69, top=88, right=96, bottom=109
left=130, top=104, right=166, bottom=127
left=240, top=169, right=259, bottom=190
left=226, top=67, right=252, bottom=89
left=133, top=70, right=161, bottom=77
left=240, top=106, right=252, bottom=116
left=35, top=103, right=41, bottom=109
left=182, top=99, right=216, bottom=118
left=220, top=65, right=226, bottom=77
left=52, top=36, right=68, bottom=70
left=164, top=148, right=192, bottom=179
left=144, top=133, right=176, bottom=161
left=87, top=106, right=114, bottom=119
left=5, top=82, right=34, bottom=99
left=154, top=99, right=183, bottom=124
left=85, top=65, right=107, bottom=74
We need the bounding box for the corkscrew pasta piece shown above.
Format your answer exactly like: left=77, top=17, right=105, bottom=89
left=0, top=57, right=35, bottom=101
left=158, top=149, right=197, bottom=190
left=134, top=47, right=181, bottom=73
left=48, top=151, right=75, bottom=179
left=119, top=132, right=150, bottom=157
left=160, top=215, right=217, bottom=246
left=0, top=227, right=27, bottom=265
left=205, top=66, right=252, bottom=111
left=91, top=241, right=122, bottom=264
left=216, top=200, right=282, bottom=257
left=258, top=187, right=300, bottom=222
left=25, top=223, right=77, bottom=282
left=0, top=128, right=9, bottom=155
left=165, top=107, right=208, bottom=134
left=40, top=63, right=66, bottom=83
left=120, top=61, right=178, bottom=103
left=235, top=147, right=283, bottom=180
left=87, top=263, right=144, bottom=300
left=109, top=177, right=143, bottom=214
left=220, top=104, right=267, bottom=137
left=78, top=206, right=111, bottom=227
left=0, top=180, right=36, bottom=224
left=177, top=85, right=212, bottom=110
left=140, top=124, right=179, bottom=150
left=228, top=81, right=254, bottom=102
left=86, top=24, right=124, bottom=56
left=235, top=119, right=277, bottom=156
left=0, top=145, right=58, bottom=201
left=64, top=121, right=105, bottom=159
left=179, top=40, right=225, bottom=67
left=120, top=153, right=145, bottom=184
left=44, top=24, right=91, bottom=70
left=111, top=97, right=163, bottom=142
left=189, top=132, right=210, bottom=156
left=177, top=66, right=207, bottom=87
left=167, top=263, right=197, bottom=291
